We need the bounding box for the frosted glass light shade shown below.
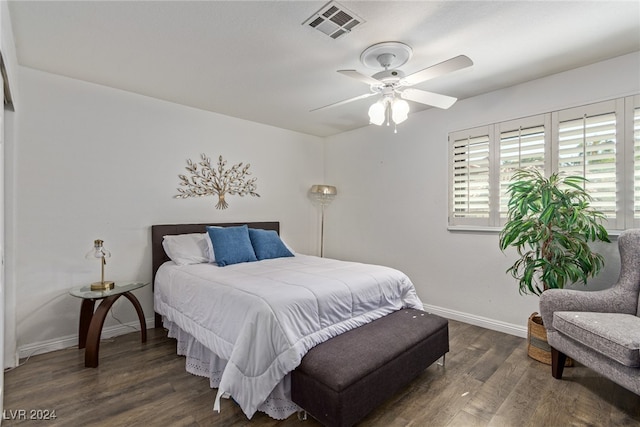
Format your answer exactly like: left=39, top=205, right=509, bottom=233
left=85, top=239, right=111, bottom=260
left=368, top=100, right=386, bottom=126
left=310, top=185, right=337, bottom=196
left=309, top=184, right=337, bottom=207
left=391, top=98, right=410, bottom=124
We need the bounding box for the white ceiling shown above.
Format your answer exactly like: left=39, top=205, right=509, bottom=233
left=7, top=1, right=640, bottom=137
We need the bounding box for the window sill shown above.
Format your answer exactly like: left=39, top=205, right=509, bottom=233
left=447, top=225, right=623, bottom=238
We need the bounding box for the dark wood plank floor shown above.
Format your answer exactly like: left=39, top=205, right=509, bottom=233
left=4, top=320, right=639, bottom=426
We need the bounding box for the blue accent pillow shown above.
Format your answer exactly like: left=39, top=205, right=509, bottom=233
left=249, top=228, right=294, bottom=260
left=206, top=225, right=257, bottom=266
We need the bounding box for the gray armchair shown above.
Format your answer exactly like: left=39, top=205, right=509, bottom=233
left=539, top=228, right=640, bottom=395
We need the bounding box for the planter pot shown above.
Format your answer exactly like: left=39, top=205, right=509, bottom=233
left=527, top=312, right=573, bottom=366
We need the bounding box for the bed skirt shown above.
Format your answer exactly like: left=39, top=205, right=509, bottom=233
left=163, top=318, right=301, bottom=420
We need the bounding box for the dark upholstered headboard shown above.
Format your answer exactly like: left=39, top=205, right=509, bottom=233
left=151, top=222, right=280, bottom=327
left=151, top=221, right=280, bottom=283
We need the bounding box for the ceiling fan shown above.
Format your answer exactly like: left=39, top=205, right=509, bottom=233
left=312, top=42, right=473, bottom=126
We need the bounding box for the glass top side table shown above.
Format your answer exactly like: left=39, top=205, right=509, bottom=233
left=69, top=282, right=149, bottom=368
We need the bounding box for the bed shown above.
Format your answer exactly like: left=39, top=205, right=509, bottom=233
left=152, top=222, right=423, bottom=420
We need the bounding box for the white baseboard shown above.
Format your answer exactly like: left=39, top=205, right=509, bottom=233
left=422, top=304, right=527, bottom=339
left=16, top=316, right=156, bottom=360
left=15, top=308, right=527, bottom=361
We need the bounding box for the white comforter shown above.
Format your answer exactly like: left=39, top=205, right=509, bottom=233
left=154, top=254, right=423, bottom=419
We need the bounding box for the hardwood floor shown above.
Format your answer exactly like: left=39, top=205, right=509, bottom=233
left=4, top=320, right=639, bottom=426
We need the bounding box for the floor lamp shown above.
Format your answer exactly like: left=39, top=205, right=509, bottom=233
left=309, top=184, right=337, bottom=257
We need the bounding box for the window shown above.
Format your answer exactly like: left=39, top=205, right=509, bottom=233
left=498, top=116, right=548, bottom=218
left=632, top=96, right=640, bottom=222
left=555, top=101, right=620, bottom=223
left=449, top=127, right=492, bottom=226
left=449, top=95, right=639, bottom=230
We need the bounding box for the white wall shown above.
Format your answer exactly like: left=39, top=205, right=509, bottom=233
left=8, top=50, right=640, bottom=362
left=10, top=67, right=324, bottom=360
left=1, top=3, right=19, bottom=410
left=324, top=52, right=640, bottom=336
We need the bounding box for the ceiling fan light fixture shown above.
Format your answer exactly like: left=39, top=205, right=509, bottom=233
left=391, top=98, right=409, bottom=124
left=368, top=99, right=386, bottom=126
left=311, top=41, right=473, bottom=130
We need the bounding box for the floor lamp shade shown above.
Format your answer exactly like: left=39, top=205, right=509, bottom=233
left=309, top=185, right=337, bottom=257
left=310, top=185, right=337, bottom=203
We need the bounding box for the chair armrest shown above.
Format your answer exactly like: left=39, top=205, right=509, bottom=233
left=539, top=287, right=634, bottom=332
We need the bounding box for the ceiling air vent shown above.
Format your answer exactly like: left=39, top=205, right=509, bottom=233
left=303, top=1, right=364, bottom=39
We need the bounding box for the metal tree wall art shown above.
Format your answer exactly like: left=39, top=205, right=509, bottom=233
left=175, top=154, right=260, bottom=209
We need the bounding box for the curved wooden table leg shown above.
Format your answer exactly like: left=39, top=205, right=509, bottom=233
left=123, top=292, right=147, bottom=343
left=78, top=299, right=96, bottom=349
left=85, top=295, right=121, bottom=368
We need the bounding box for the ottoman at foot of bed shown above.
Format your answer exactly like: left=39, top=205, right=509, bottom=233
left=291, top=308, right=449, bottom=427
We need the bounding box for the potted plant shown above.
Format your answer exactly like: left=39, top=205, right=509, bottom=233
left=499, top=167, right=610, bottom=364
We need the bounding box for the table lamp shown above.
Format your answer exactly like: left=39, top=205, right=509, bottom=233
left=86, top=239, right=115, bottom=291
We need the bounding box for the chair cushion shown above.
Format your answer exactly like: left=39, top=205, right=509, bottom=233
left=553, top=311, right=640, bottom=367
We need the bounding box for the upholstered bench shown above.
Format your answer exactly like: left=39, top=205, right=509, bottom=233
left=291, top=309, right=449, bottom=427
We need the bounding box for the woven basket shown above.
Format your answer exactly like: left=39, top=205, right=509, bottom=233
left=527, top=312, right=573, bottom=366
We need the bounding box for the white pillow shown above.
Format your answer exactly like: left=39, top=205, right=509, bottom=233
left=280, top=238, right=296, bottom=254
left=204, top=228, right=218, bottom=263
left=162, top=233, right=210, bottom=266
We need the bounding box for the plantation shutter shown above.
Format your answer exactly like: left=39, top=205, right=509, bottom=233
left=556, top=102, right=618, bottom=220
left=449, top=126, right=492, bottom=226
left=633, top=100, right=640, bottom=220
left=498, top=116, right=547, bottom=217
left=448, top=96, right=633, bottom=231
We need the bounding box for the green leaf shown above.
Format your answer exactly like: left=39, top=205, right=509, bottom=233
left=499, top=167, right=610, bottom=296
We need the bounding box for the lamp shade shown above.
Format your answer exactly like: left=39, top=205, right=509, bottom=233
left=391, top=98, right=410, bottom=124
left=368, top=100, right=386, bottom=126
left=85, top=239, right=111, bottom=260
left=310, top=185, right=337, bottom=196
left=309, top=184, right=337, bottom=207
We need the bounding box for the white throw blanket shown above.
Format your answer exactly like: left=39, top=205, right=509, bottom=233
left=154, top=254, right=423, bottom=418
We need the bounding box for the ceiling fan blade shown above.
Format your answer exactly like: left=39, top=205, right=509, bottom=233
left=400, top=88, right=457, bottom=109
left=310, top=92, right=378, bottom=112
left=337, top=69, right=382, bottom=86
left=401, top=55, right=473, bottom=87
